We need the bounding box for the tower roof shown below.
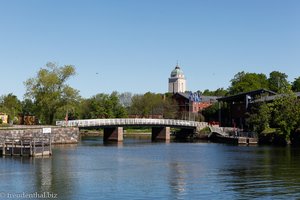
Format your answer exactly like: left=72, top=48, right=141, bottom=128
left=170, top=64, right=184, bottom=78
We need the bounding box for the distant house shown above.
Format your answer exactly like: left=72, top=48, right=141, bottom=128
left=0, top=113, right=8, bottom=124
left=173, top=92, right=219, bottom=114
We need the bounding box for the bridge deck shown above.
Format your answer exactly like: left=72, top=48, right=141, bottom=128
left=56, top=118, right=208, bottom=129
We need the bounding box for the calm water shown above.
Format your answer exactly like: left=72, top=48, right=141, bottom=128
left=1, top=136, right=300, bottom=200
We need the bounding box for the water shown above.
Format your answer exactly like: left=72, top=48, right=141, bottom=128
left=1, top=136, right=300, bottom=200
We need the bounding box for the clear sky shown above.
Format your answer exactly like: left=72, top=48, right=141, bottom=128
left=0, top=0, right=299, bottom=99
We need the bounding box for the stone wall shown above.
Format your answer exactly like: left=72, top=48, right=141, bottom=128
left=0, top=127, right=80, bottom=144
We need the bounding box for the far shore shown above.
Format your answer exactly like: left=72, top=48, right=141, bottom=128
left=80, top=130, right=151, bottom=137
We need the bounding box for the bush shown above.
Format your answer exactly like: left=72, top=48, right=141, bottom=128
left=291, top=128, right=300, bottom=146
left=259, top=128, right=287, bottom=146
left=199, top=127, right=211, bottom=134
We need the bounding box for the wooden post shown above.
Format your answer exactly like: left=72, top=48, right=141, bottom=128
left=11, top=140, right=14, bottom=156
left=49, top=137, right=52, bottom=155
left=2, top=143, right=5, bottom=156
left=20, top=140, right=23, bottom=156
left=29, top=140, right=33, bottom=156
left=42, top=139, right=44, bottom=156
left=33, top=140, right=36, bottom=157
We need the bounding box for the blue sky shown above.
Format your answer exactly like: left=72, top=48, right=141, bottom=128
left=0, top=0, right=299, bottom=99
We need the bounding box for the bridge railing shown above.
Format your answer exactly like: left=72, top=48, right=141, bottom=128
left=56, top=118, right=207, bottom=128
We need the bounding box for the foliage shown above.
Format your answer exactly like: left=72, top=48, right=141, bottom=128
left=259, top=128, right=287, bottom=146
left=79, top=92, right=127, bottom=119
left=0, top=93, right=22, bottom=124
left=291, top=128, right=300, bottom=146
left=21, top=99, right=36, bottom=115
left=292, top=76, right=300, bottom=92
left=200, top=88, right=228, bottom=96
left=118, top=92, right=133, bottom=108
left=202, top=103, right=219, bottom=122
left=228, top=71, right=269, bottom=95
left=199, top=127, right=211, bottom=134
left=268, top=71, right=290, bottom=93
left=271, top=93, right=300, bottom=140
left=249, top=102, right=271, bottom=133
left=249, top=92, right=300, bottom=142
left=24, top=62, right=80, bottom=124
left=129, top=92, right=178, bottom=118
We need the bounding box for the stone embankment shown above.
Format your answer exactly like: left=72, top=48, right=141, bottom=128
left=0, top=126, right=79, bottom=144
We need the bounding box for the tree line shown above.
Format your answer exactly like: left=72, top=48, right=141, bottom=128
left=199, top=71, right=300, bottom=96
left=0, top=63, right=180, bottom=125
left=1, top=62, right=300, bottom=143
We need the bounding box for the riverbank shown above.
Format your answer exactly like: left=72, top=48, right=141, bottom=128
left=0, top=126, right=80, bottom=144
left=80, top=128, right=152, bottom=137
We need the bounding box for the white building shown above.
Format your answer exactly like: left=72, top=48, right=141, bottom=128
left=168, top=64, right=186, bottom=93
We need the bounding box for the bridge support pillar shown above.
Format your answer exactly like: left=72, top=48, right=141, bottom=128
left=103, top=127, right=123, bottom=142
left=152, top=127, right=170, bottom=142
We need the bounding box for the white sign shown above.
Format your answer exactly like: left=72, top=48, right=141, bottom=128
left=43, top=128, right=52, bottom=134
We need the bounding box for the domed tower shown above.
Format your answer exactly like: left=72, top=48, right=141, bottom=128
left=168, top=64, right=186, bottom=93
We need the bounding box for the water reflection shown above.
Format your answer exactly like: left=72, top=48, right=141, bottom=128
left=169, top=162, right=187, bottom=199
left=1, top=139, right=300, bottom=199
left=220, top=146, right=300, bottom=199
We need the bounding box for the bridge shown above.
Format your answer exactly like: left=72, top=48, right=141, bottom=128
left=56, top=118, right=208, bottom=142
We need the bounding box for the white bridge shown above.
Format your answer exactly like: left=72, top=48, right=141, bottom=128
left=56, top=118, right=209, bottom=142
left=56, top=118, right=208, bottom=130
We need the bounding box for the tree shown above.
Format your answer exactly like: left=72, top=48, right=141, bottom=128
left=249, top=102, right=271, bottom=133
left=202, top=102, right=219, bottom=122
left=79, top=92, right=127, bottom=119
left=268, top=71, right=290, bottom=93
left=0, top=93, right=22, bottom=124
left=162, top=94, right=178, bottom=119
left=201, top=88, right=228, bottom=96
left=129, top=92, right=163, bottom=117
left=118, top=92, right=133, bottom=108
left=271, top=93, right=300, bottom=140
left=24, top=62, right=80, bottom=124
left=228, top=71, right=269, bottom=95
left=21, top=99, right=36, bottom=115
left=129, top=92, right=178, bottom=118
left=292, top=76, right=300, bottom=92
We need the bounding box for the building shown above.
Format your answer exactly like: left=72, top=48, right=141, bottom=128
left=217, top=89, right=277, bottom=129
left=172, top=92, right=219, bottom=121
left=168, top=64, right=186, bottom=93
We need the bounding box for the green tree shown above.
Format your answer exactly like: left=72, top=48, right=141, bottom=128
left=129, top=93, right=161, bottom=116
left=201, top=88, right=227, bottom=96
left=249, top=102, right=271, bottom=133
left=228, top=71, right=269, bottom=95
left=271, top=93, right=300, bottom=140
left=268, top=71, right=290, bottom=93
left=292, top=76, right=300, bottom=92
left=129, top=92, right=178, bottom=118
left=110, top=92, right=127, bottom=118
left=21, top=99, right=36, bottom=115
left=80, top=92, right=127, bottom=119
left=0, top=93, right=22, bottom=124
left=24, top=62, right=80, bottom=124
left=162, top=94, right=178, bottom=119
left=202, top=102, right=219, bottom=122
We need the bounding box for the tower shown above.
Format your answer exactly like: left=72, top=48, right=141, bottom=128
left=168, top=64, right=186, bottom=93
